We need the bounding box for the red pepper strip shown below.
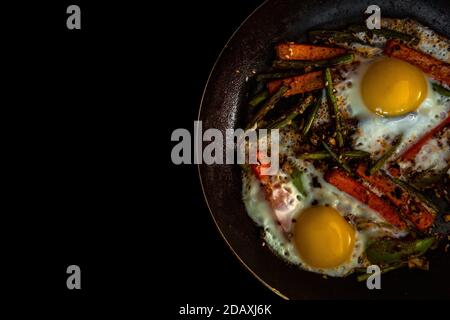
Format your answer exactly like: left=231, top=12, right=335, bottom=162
left=399, top=112, right=450, bottom=163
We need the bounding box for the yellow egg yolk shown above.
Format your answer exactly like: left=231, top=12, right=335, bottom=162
left=293, top=206, right=355, bottom=269
left=361, top=58, right=428, bottom=116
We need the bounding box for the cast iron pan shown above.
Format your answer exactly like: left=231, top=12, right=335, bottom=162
left=199, top=0, right=450, bottom=299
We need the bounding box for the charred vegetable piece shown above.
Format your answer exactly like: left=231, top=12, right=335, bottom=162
left=324, top=168, right=407, bottom=229
left=272, top=53, right=354, bottom=70
left=267, top=71, right=324, bottom=97
left=365, top=237, right=436, bottom=265
left=410, top=168, right=449, bottom=188
left=369, top=134, right=403, bottom=175
left=356, top=163, right=436, bottom=231
left=322, top=141, right=351, bottom=174
left=324, top=68, right=343, bottom=147
left=275, top=42, right=348, bottom=61
left=268, top=95, right=315, bottom=129
left=309, top=30, right=365, bottom=44
left=302, top=91, right=322, bottom=136
left=432, top=83, right=450, bottom=96
left=387, top=176, right=440, bottom=214
left=248, top=85, right=288, bottom=129
left=248, top=90, right=269, bottom=108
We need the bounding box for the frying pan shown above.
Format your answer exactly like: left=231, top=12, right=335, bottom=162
left=198, top=0, right=450, bottom=299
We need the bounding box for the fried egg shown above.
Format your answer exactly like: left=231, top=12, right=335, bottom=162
left=338, top=55, right=450, bottom=170
left=332, top=18, right=450, bottom=172
left=242, top=157, right=406, bottom=277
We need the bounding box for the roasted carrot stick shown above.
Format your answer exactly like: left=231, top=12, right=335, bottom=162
left=356, top=163, right=435, bottom=231
left=324, top=168, right=406, bottom=229
left=267, top=70, right=324, bottom=97
left=398, top=112, right=450, bottom=163
left=384, top=39, right=450, bottom=86
left=276, top=43, right=347, bottom=61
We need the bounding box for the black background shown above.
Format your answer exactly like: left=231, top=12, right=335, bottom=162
left=163, top=0, right=278, bottom=302
left=5, top=0, right=447, bottom=314
left=7, top=0, right=277, bottom=303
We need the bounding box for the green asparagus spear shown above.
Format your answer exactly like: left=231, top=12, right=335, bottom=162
left=256, top=71, right=305, bottom=81
left=248, top=90, right=269, bottom=108
left=374, top=28, right=419, bottom=44
left=300, top=150, right=370, bottom=160
left=300, top=151, right=330, bottom=160
left=346, top=24, right=368, bottom=33
left=369, top=134, right=403, bottom=175
left=325, top=68, right=344, bottom=147
left=343, top=150, right=371, bottom=158
left=365, top=237, right=436, bottom=265
left=432, top=83, right=450, bottom=97
left=356, top=262, right=407, bottom=282
left=247, top=85, right=288, bottom=129
left=272, top=53, right=354, bottom=70
left=322, top=141, right=352, bottom=174
left=411, top=173, right=446, bottom=188
left=309, top=30, right=365, bottom=44
left=347, top=24, right=419, bottom=44
left=268, top=95, right=315, bottom=129
left=291, top=167, right=307, bottom=198
left=302, top=91, right=323, bottom=136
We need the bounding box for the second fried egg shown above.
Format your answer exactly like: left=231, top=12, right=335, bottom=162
left=338, top=56, right=450, bottom=163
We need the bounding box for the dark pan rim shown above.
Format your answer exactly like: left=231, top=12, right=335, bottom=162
left=196, top=0, right=290, bottom=300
